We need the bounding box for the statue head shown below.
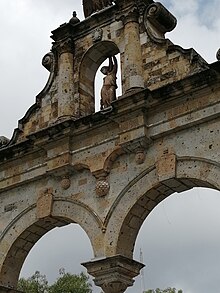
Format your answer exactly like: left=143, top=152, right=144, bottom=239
left=101, top=66, right=109, bottom=75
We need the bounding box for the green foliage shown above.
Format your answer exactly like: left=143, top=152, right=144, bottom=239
left=49, top=270, right=92, bottom=293
left=17, top=271, right=49, bottom=293
left=145, top=288, right=183, bottom=293
left=17, top=269, right=92, bottom=293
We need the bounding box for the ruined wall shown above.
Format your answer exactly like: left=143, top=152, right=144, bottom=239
left=0, top=1, right=220, bottom=292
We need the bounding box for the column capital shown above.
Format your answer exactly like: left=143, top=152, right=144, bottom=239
left=82, top=255, right=144, bottom=293
left=116, top=5, right=140, bottom=25
left=53, top=37, right=74, bottom=56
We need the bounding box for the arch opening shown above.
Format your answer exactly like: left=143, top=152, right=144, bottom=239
left=19, top=223, right=93, bottom=286
left=0, top=216, right=72, bottom=289
left=79, top=41, right=120, bottom=116
left=129, top=187, right=220, bottom=293
left=0, top=198, right=101, bottom=290
left=116, top=177, right=218, bottom=258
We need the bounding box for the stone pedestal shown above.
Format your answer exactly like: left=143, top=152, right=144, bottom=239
left=82, top=255, right=144, bottom=293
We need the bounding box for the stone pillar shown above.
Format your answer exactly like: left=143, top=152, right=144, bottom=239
left=55, top=37, right=76, bottom=121
left=82, top=255, right=144, bottom=293
left=122, top=6, right=144, bottom=92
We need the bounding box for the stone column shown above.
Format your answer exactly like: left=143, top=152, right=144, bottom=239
left=121, top=6, right=144, bottom=92
left=82, top=255, right=144, bottom=293
left=54, top=37, right=76, bottom=121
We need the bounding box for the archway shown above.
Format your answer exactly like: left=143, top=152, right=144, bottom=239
left=104, top=157, right=220, bottom=258
left=79, top=40, right=120, bottom=116
left=19, top=223, right=94, bottom=286
left=0, top=199, right=102, bottom=289
left=129, top=187, right=220, bottom=293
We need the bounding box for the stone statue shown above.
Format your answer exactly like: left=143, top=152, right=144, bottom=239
left=83, top=0, right=114, bottom=18
left=100, top=56, right=118, bottom=109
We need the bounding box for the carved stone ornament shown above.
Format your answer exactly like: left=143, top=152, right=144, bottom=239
left=116, top=6, right=139, bottom=25
left=42, top=52, right=54, bottom=72
left=96, top=178, right=110, bottom=197
left=135, top=149, right=146, bottom=165
left=92, top=28, right=103, bottom=42
left=61, top=176, right=71, bottom=190
left=69, top=11, right=80, bottom=25
left=144, top=2, right=177, bottom=43
left=53, top=38, right=74, bottom=56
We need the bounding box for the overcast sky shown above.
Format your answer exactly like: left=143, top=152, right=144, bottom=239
left=1, top=1, right=220, bottom=293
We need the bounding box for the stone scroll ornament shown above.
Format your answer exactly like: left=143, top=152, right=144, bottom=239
left=100, top=55, right=118, bottom=110
left=83, top=0, right=114, bottom=18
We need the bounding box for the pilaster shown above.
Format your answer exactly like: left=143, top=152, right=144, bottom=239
left=53, top=37, right=76, bottom=121
left=119, top=5, right=144, bottom=92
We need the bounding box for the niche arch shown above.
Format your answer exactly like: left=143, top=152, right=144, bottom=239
left=104, top=157, right=220, bottom=258
left=0, top=199, right=103, bottom=289
left=79, top=41, right=120, bottom=116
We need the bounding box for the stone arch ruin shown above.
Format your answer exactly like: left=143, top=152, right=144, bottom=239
left=0, top=0, right=220, bottom=292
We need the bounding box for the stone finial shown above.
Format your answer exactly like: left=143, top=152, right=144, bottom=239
left=69, top=11, right=80, bottom=25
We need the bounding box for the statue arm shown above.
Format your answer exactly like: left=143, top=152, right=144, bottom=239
left=112, top=55, right=118, bottom=74
left=108, top=57, right=113, bottom=72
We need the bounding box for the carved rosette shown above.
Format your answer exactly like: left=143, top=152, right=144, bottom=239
left=61, top=175, right=71, bottom=190
left=96, top=178, right=110, bottom=197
